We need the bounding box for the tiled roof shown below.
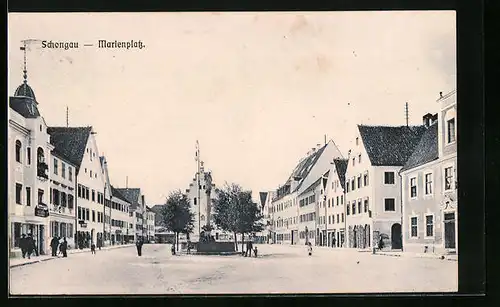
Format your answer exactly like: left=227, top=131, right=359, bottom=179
left=47, top=127, right=92, bottom=171
left=401, top=123, right=439, bottom=172
left=110, top=185, right=130, bottom=203
left=299, top=176, right=322, bottom=196
left=291, top=145, right=327, bottom=191
left=259, top=192, right=268, bottom=208
left=358, top=125, right=427, bottom=166
left=14, top=82, right=37, bottom=101
left=333, top=158, right=348, bottom=190
left=114, top=188, right=141, bottom=209
left=9, top=96, right=40, bottom=118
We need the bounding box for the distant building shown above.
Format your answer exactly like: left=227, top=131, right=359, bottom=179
left=401, top=90, right=457, bottom=255
left=345, top=124, right=427, bottom=250
left=115, top=188, right=146, bottom=242
left=272, top=140, right=343, bottom=245
left=324, top=158, right=348, bottom=248
left=255, top=191, right=274, bottom=243
left=145, top=206, right=156, bottom=242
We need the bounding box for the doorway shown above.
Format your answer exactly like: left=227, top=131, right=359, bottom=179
left=39, top=225, right=45, bottom=255
left=444, top=213, right=456, bottom=249
left=391, top=223, right=402, bottom=249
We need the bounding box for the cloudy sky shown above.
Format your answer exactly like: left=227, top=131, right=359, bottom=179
left=8, top=11, right=456, bottom=205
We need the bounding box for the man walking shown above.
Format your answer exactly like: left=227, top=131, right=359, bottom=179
left=246, top=240, right=253, bottom=257
left=26, top=234, right=34, bottom=259
left=136, top=237, right=144, bottom=256
left=20, top=234, right=27, bottom=258
left=60, top=237, right=68, bottom=257
left=50, top=236, right=59, bottom=257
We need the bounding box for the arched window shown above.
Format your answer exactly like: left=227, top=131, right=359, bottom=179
left=15, top=140, right=22, bottom=163
left=37, top=147, right=45, bottom=163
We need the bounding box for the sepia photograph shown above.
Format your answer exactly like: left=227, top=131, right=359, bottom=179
left=8, top=11, right=457, bottom=295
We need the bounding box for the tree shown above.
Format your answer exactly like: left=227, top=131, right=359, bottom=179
left=212, top=183, right=263, bottom=251
left=160, top=190, right=195, bottom=251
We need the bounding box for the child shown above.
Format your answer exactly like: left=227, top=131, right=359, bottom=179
left=253, top=246, right=258, bottom=258
left=308, top=242, right=313, bottom=256
left=91, top=243, right=96, bottom=255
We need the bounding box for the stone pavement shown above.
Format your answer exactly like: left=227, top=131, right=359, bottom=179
left=9, top=244, right=135, bottom=268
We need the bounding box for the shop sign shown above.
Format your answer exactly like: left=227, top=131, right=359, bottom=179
left=35, top=203, right=49, bottom=218
left=80, top=223, right=88, bottom=228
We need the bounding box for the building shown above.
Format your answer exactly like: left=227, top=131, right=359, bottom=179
left=108, top=185, right=132, bottom=244
left=48, top=126, right=107, bottom=249
left=185, top=161, right=219, bottom=242
left=400, top=90, right=457, bottom=255
left=272, top=140, right=343, bottom=245
left=8, top=76, right=52, bottom=257
left=324, top=158, right=348, bottom=248
left=145, top=206, right=156, bottom=243
left=48, top=151, right=77, bottom=249
left=255, top=191, right=274, bottom=244
left=297, top=175, right=323, bottom=246
left=115, top=188, right=146, bottom=242
left=345, top=124, right=427, bottom=250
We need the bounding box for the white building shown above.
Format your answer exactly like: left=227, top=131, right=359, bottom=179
left=324, top=158, right=348, bottom=248
left=47, top=126, right=107, bottom=249
left=255, top=191, right=275, bottom=243
left=401, top=90, right=457, bottom=255
left=115, top=188, right=146, bottom=242
left=48, top=151, right=76, bottom=249
left=272, top=140, right=343, bottom=245
left=145, top=206, right=156, bottom=243
left=345, top=124, right=427, bottom=250
left=8, top=78, right=52, bottom=257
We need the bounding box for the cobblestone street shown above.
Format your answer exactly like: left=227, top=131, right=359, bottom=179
left=9, top=244, right=457, bottom=294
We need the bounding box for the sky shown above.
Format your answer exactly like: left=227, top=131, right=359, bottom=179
left=8, top=11, right=456, bottom=205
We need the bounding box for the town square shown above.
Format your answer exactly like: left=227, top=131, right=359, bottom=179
left=8, top=11, right=457, bottom=295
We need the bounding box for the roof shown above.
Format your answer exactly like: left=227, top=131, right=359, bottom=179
left=358, top=125, right=427, bottom=166
left=332, top=158, right=348, bottom=190
left=114, top=188, right=141, bottom=209
left=400, top=123, right=439, bottom=172
left=110, top=185, right=130, bottom=203
left=14, top=82, right=37, bottom=102
left=47, top=127, right=92, bottom=171
left=259, top=192, right=268, bottom=208
left=299, top=176, right=322, bottom=197
left=9, top=96, right=40, bottom=118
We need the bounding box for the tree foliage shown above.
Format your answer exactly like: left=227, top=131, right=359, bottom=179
left=160, top=190, right=195, bottom=250
left=212, top=183, right=264, bottom=249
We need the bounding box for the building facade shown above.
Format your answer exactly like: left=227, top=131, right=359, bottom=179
left=325, top=158, right=348, bottom=248
left=345, top=125, right=427, bottom=250
left=401, top=90, right=457, bottom=255
left=115, top=188, right=146, bottom=242
left=48, top=152, right=76, bottom=249
left=145, top=207, right=156, bottom=242
left=8, top=79, right=52, bottom=257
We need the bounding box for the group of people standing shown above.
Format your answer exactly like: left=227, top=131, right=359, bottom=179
left=19, top=234, right=38, bottom=259
left=50, top=236, right=68, bottom=257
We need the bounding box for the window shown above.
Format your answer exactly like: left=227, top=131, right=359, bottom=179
left=61, top=162, right=66, bottom=178
left=358, top=200, right=362, bottom=213
left=15, top=140, right=22, bottom=163
left=38, top=189, right=44, bottom=203
left=357, top=176, right=361, bottom=189
left=444, top=166, right=454, bottom=191
left=447, top=118, right=456, bottom=143
left=90, top=149, right=93, bottom=160
left=352, top=202, right=356, bottom=215
left=358, top=154, right=362, bottom=163
left=78, top=207, right=82, bottom=220
left=92, top=210, right=96, bottom=222
left=16, top=183, right=22, bottom=204
left=328, top=216, right=331, bottom=224
left=411, top=217, right=418, bottom=237
left=68, top=195, right=74, bottom=209
left=410, top=177, right=417, bottom=198
left=69, top=167, right=73, bottom=182
left=384, top=198, right=396, bottom=211
left=384, top=172, right=395, bottom=184
left=352, top=157, right=355, bottom=166
left=85, top=188, right=89, bottom=200
left=328, top=199, right=330, bottom=208
left=27, top=147, right=31, bottom=165
left=346, top=202, right=350, bottom=215
left=78, top=185, right=82, bottom=198
left=49, top=188, right=52, bottom=204
left=364, top=172, right=369, bottom=186
left=341, top=195, right=343, bottom=205
left=54, top=158, right=58, bottom=175
left=351, top=178, right=355, bottom=190
left=26, top=187, right=31, bottom=206
left=364, top=198, right=368, bottom=212
left=425, top=215, right=434, bottom=237
left=356, top=137, right=359, bottom=145
left=90, top=170, right=93, bottom=178
left=194, top=198, right=197, bottom=205
left=341, top=213, right=344, bottom=222
left=86, top=208, right=90, bottom=221
left=92, top=190, right=95, bottom=202
left=346, top=182, right=350, bottom=192
left=425, top=173, right=433, bottom=195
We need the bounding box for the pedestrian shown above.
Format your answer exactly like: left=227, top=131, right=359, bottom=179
left=136, top=238, right=144, bottom=256
left=26, top=234, right=34, bottom=259
left=171, top=243, right=176, bottom=255
left=187, top=240, right=191, bottom=255
left=20, top=234, right=27, bottom=258
left=253, top=246, right=258, bottom=258
left=91, top=242, right=96, bottom=254
left=50, top=236, right=59, bottom=257
left=332, top=237, right=336, bottom=248
left=32, top=236, right=39, bottom=256
left=60, top=237, right=68, bottom=257
left=378, top=237, right=385, bottom=251
left=308, top=242, right=313, bottom=256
